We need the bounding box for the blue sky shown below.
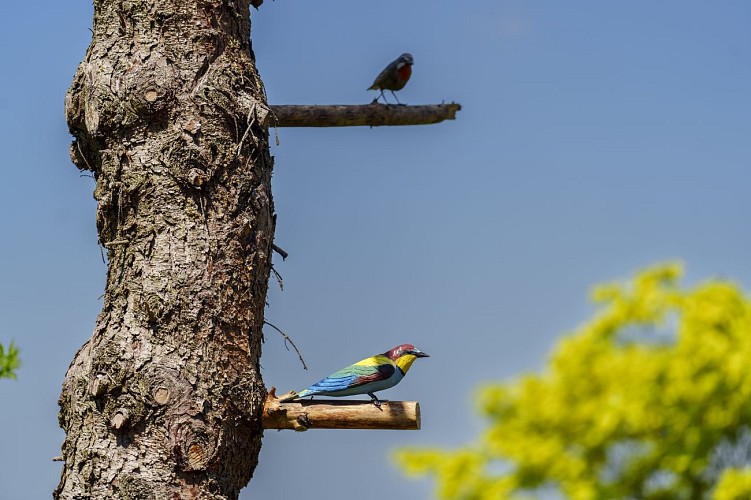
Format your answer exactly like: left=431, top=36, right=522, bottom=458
left=1, top=1, right=750, bottom=499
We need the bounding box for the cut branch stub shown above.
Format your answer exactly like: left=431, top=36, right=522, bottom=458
left=263, top=388, right=421, bottom=431
left=269, top=103, right=461, bottom=127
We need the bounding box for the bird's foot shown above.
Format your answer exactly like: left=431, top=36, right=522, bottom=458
left=369, top=393, right=387, bottom=411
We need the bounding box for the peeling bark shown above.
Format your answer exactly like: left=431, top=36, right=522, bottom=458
left=56, top=1, right=272, bottom=498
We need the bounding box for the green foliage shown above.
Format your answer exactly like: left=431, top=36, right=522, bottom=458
left=714, top=468, right=751, bottom=500
left=0, top=341, right=20, bottom=380
left=396, top=264, right=751, bottom=499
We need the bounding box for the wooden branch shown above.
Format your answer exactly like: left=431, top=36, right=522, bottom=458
left=271, top=243, right=288, bottom=260
left=263, top=388, right=421, bottom=431
left=268, top=103, right=461, bottom=127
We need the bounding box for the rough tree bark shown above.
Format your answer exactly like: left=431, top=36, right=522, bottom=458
left=56, top=0, right=272, bottom=498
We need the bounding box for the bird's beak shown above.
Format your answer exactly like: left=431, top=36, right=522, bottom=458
left=413, top=349, right=429, bottom=358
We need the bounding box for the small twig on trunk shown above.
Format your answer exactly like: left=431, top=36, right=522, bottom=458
left=270, top=266, right=283, bottom=290
left=236, top=110, right=257, bottom=156
left=272, top=243, right=288, bottom=260
left=76, top=140, right=94, bottom=171
left=103, top=239, right=129, bottom=248
left=264, top=321, right=307, bottom=370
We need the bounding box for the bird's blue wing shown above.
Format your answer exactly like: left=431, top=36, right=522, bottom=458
left=305, top=356, right=396, bottom=393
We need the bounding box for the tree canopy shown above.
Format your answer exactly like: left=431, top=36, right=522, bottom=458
left=0, top=341, right=19, bottom=380
left=396, top=264, right=751, bottom=499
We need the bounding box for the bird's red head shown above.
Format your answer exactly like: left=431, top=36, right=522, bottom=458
left=385, top=344, right=429, bottom=361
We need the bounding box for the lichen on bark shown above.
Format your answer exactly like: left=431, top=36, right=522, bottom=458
left=56, top=1, right=272, bottom=498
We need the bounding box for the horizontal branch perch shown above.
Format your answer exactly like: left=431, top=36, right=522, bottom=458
left=263, top=388, right=421, bottom=431
left=268, top=103, right=461, bottom=127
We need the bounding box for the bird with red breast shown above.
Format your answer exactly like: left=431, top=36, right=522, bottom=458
left=367, top=53, right=414, bottom=105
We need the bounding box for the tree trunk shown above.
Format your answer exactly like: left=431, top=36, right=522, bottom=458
left=56, top=1, right=272, bottom=498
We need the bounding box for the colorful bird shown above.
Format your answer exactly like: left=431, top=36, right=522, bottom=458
left=280, top=344, right=429, bottom=407
left=367, top=53, right=414, bottom=105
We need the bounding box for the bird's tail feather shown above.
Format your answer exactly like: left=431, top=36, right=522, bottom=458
left=279, top=389, right=312, bottom=402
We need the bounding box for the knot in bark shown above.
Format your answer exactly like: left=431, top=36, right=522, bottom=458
left=153, top=387, right=170, bottom=406
left=188, top=168, right=208, bottom=188
left=143, top=367, right=191, bottom=408
left=110, top=409, right=130, bottom=430
left=173, top=419, right=217, bottom=472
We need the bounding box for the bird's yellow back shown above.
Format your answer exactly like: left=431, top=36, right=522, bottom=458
left=354, top=354, right=392, bottom=367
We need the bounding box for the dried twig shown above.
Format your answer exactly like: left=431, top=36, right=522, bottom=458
left=103, top=239, right=129, bottom=248
left=270, top=266, right=283, bottom=290
left=76, top=139, right=94, bottom=171
left=236, top=111, right=256, bottom=155
left=264, top=320, right=307, bottom=370
left=272, top=243, right=288, bottom=260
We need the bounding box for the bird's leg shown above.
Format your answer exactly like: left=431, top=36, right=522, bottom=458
left=368, top=392, right=387, bottom=410
left=390, top=90, right=404, bottom=105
